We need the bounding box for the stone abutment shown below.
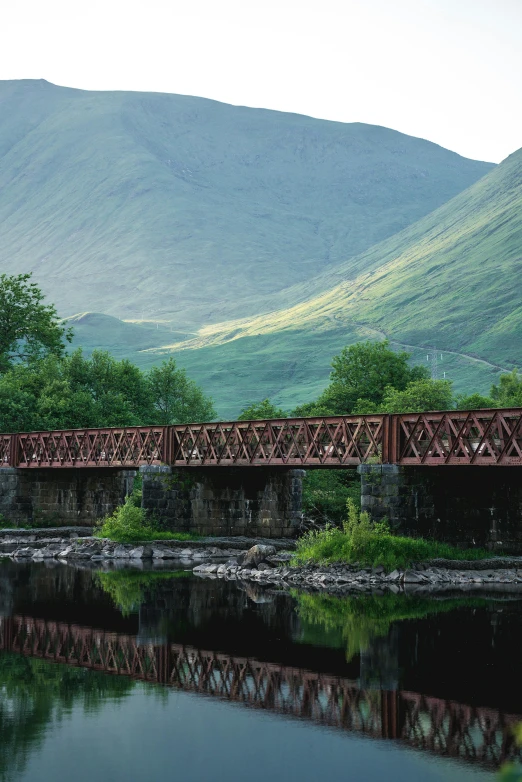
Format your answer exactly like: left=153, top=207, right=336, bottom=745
left=359, top=464, right=522, bottom=553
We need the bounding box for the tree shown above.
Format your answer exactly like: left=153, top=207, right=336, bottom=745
left=306, top=340, right=429, bottom=415
left=147, top=358, right=215, bottom=424
left=0, top=273, right=72, bottom=373
left=238, top=398, right=287, bottom=420
left=454, top=392, right=494, bottom=410
left=381, top=379, right=453, bottom=413
left=490, top=370, right=522, bottom=408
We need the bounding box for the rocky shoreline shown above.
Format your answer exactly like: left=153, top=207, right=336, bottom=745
left=192, top=544, right=522, bottom=591
left=2, top=531, right=522, bottom=592
left=0, top=530, right=292, bottom=563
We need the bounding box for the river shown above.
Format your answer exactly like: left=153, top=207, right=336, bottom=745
left=0, top=561, right=520, bottom=781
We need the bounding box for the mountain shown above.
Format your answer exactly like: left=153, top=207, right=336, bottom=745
left=0, top=79, right=493, bottom=330
left=141, top=146, right=518, bottom=416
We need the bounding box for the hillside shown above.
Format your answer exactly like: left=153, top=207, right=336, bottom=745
left=139, top=146, right=519, bottom=416
left=0, top=79, right=493, bottom=330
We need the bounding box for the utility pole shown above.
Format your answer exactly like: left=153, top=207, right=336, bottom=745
left=426, top=346, right=442, bottom=380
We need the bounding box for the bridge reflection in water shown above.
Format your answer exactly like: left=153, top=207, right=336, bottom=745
left=1, top=613, right=520, bottom=770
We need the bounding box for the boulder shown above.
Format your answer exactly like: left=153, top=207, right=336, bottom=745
left=241, top=544, right=277, bottom=569
left=403, top=570, right=426, bottom=583
left=13, top=547, right=35, bottom=558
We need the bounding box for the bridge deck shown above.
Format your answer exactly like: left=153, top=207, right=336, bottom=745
left=2, top=408, right=522, bottom=468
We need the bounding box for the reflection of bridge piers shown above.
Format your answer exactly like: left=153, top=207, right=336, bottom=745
left=1, top=613, right=520, bottom=770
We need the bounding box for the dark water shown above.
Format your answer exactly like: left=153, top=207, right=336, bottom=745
left=1, top=562, right=521, bottom=782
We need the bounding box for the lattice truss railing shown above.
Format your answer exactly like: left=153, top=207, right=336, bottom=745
left=397, top=409, right=522, bottom=465
left=2, top=427, right=167, bottom=468
left=171, top=417, right=384, bottom=466
left=1, top=615, right=520, bottom=768
left=0, top=434, right=12, bottom=466
left=4, top=409, right=522, bottom=468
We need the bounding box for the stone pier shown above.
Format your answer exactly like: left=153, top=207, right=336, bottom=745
left=0, top=468, right=136, bottom=527
left=140, top=466, right=304, bottom=538
left=359, top=464, right=522, bottom=552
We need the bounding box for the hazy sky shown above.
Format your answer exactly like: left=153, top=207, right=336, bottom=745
left=1, top=0, right=520, bottom=163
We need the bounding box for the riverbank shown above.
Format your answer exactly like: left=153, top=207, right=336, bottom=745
left=2, top=530, right=522, bottom=590
left=0, top=530, right=293, bottom=562
left=194, top=557, right=522, bottom=592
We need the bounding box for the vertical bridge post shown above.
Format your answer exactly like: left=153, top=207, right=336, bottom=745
left=8, top=434, right=19, bottom=468
left=382, top=415, right=398, bottom=464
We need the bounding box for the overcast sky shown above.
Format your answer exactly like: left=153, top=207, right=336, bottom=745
left=1, top=0, right=520, bottom=163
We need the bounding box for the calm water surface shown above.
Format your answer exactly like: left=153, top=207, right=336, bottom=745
left=1, top=561, right=521, bottom=782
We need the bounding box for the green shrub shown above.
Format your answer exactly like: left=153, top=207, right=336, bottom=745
left=95, top=497, right=197, bottom=543
left=293, top=498, right=490, bottom=570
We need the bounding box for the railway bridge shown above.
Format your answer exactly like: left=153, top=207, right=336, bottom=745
left=2, top=408, right=522, bottom=548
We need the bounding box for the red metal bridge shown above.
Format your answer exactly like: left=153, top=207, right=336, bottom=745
left=3, top=408, right=522, bottom=468
left=0, top=614, right=520, bottom=769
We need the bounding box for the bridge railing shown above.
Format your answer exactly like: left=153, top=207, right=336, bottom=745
left=2, top=408, right=522, bottom=467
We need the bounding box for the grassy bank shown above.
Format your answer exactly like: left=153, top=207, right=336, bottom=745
left=293, top=500, right=490, bottom=570
left=94, top=494, right=199, bottom=544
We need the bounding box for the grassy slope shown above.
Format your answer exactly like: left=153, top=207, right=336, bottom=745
left=69, top=313, right=502, bottom=418
left=137, top=148, right=520, bottom=415
left=0, top=79, right=492, bottom=331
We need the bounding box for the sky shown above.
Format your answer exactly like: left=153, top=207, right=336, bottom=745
left=0, top=0, right=520, bottom=163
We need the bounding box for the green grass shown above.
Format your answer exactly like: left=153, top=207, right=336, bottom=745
left=293, top=526, right=490, bottom=571
left=70, top=316, right=503, bottom=418
left=95, top=529, right=198, bottom=543
left=134, top=147, right=521, bottom=417
left=166, top=146, right=522, bottom=416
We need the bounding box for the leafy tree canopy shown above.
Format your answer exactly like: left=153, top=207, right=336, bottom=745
left=238, top=398, right=287, bottom=420
left=148, top=358, right=215, bottom=424
left=454, top=392, right=495, bottom=410
left=293, top=340, right=429, bottom=416
left=380, top=379, right=453, bottom=413
left=0, top=273, right=72, bottom=373
left=0, top=350, right=215, bottom=432
left=490, top=370, right=522, bottom=408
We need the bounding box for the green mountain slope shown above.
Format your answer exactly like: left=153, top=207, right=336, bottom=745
left=134, top=147, right=522, bottom=416
left=0, top=79, right=492, bottom=330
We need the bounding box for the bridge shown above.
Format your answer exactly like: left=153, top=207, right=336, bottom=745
left=0, top=613, right=520, bottom=770
left=3, top=407, right=522, bottom=469
left=2, top=409, right=522, bottom=544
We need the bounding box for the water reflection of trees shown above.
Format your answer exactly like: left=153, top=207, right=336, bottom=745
left=293, top=592, right=491, bottom=662
left=0, top=653, right=134, bottom=782
left=95, top=569, right=190, bottom=616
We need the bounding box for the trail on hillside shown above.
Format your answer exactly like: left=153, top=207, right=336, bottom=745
left=333, top=315, right=513, bottom=375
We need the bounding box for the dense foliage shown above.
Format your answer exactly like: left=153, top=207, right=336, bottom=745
left=0, top=272, right=72, bottom=373
left=0, top=349, right=215, bottom=432
left=238, top=398, right=287, bottom=420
